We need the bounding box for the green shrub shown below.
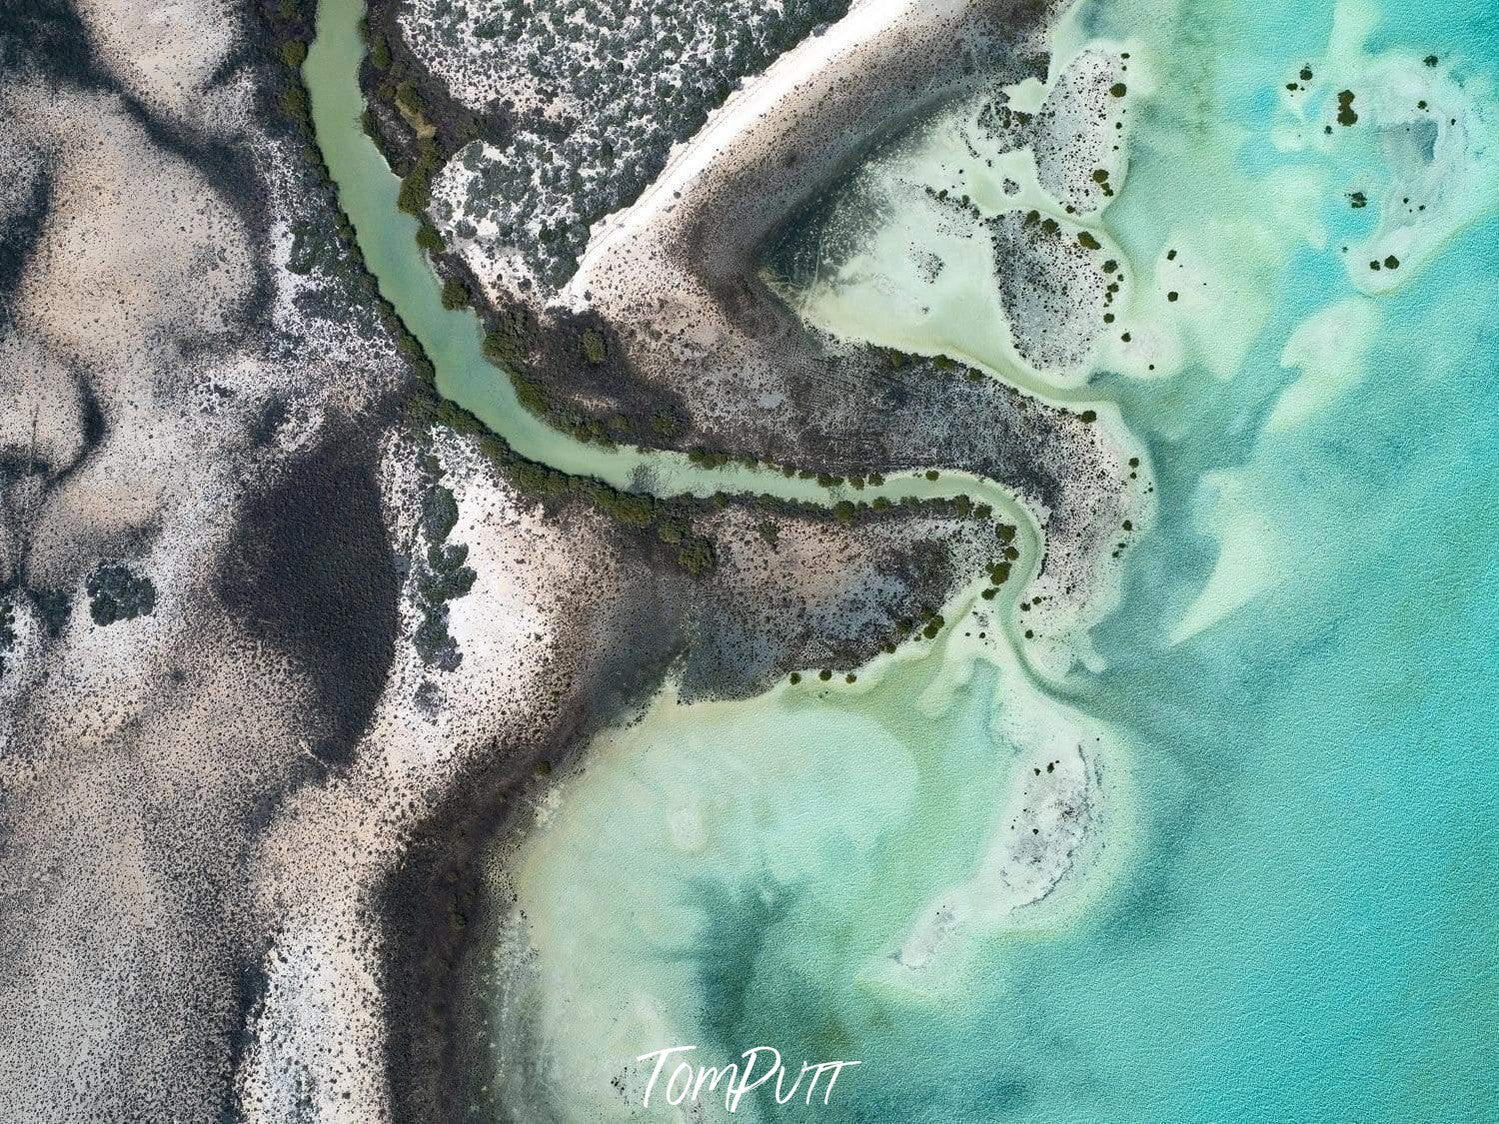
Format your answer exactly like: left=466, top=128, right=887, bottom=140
left=482, top=330, right=517, bottom=366
left=395, top=81, right=424, bottom=115
left=427, top=542, right=469, bottom=571
left=396, top=168, right=431, bottom=215
left=280, top=40, right=307, bottom=67
left=606, top=492, right=655, bottom=527
left=278, top=85, right=310, bottom=123
left=676, top=538, right=716, bottom=576
left=413, top=611, right=456, bottom=667
left=416, top=221, right=444, bottom=253
left=440, top=277, right=470, bottom=309
left=481, top=310, right=533, bottom=368
left=512, top=376, right=549, bottom=415
left=86, top=562, right=156, bottom=626
left=419, top=564, right=476, bottom=604
left=421, top=485, right=459, bottom=541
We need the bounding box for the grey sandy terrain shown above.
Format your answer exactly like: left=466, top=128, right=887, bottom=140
left=0, top=1, right=1119, bottom=1120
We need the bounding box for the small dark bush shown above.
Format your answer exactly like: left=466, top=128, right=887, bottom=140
left=440, top=277, right=470, bottom=309
left=421, top=485, right=459, bottom=541
left=278, top=85, right=310, bottom=123
left=86, top=562, right=156, bottom=626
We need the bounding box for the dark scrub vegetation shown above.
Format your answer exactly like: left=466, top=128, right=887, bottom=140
left=216, top=425, right=401, bottom=766
left=371, top=0, right=852, bottom=290
left=411, top=480, right=476, bottom=670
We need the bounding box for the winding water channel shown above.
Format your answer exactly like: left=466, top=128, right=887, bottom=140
left=303, top=0, right=1049, bottom=524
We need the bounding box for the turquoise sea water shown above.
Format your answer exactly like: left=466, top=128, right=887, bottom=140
left=1035, top=3, right=1499, bottom=1100
left=964, top=226, right=1499, bottom=1120
left=308, top=0, right=1498, bottom=1116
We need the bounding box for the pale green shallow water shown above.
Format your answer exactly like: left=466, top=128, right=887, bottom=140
left=308, top=0, right=1499, bottom=1119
